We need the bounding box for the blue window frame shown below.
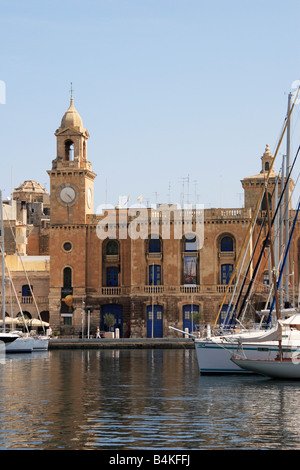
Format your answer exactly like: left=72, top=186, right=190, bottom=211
left=220, top=236, right=233, bottom=252
left=22, top=284, right=33, bottom=297
left=221, top=264, right=233, bottom=285
left=149, top=238, right=161, bottom=253
left=149, top=265, right=161, bottom=285
left=107, top=266, right=119, bottom=287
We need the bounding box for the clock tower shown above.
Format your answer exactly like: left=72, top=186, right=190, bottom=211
left=48, top=94, right=97, bottom=333
left=48, top=94, right=96, bottom=224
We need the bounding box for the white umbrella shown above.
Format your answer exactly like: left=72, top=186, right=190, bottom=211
left=0, top=316, right=21, bottom=325
left=28, top=318, right=49, bottom=327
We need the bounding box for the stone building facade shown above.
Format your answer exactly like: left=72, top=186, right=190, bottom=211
left=1, top=96, right=299, bottom=337
left=46, top=97, right=299, bottom=337
left=0, top=186, right=50, bottom=326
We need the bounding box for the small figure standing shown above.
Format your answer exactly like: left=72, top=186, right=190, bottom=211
left=96, top=327, right=101, bottom=339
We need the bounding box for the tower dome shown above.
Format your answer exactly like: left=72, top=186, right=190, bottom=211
left=60, top=96, right=83, bottom=130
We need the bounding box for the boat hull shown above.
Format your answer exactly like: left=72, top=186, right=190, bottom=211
left=194, top=336, right=300, bottom=374
left=231, top=357, right=300, bottom=379
left=6, top=337, right=34, bottom=353
left=32, top=336, right=49, bottom=351
left=0, top=332, right=18, bottom=344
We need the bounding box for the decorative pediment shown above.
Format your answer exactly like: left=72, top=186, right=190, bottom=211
left=55, top=126, right=86, bottom=137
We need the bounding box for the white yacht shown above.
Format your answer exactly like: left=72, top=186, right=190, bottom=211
left=194, top=314, right=300, bottom=374
left=5, top=333, right=34, bottom=353
left=0, top=331, right=19, bottom=345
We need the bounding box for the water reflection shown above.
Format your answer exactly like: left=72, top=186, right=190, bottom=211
left=1, top=349, right=300, bottom=449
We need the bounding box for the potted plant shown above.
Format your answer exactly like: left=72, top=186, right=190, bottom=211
left=103, top=313, right=116, bottom=338
left=192, top=311, right=203, bottom=337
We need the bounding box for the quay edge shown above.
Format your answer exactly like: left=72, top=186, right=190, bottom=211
left=48, top=338, right=194, bottom=350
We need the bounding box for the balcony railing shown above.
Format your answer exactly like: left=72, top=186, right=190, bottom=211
left=0, top=296, right=49, bottom=305
left=96, top=284, right=294, bottom=297
left=2, top=285, right=295, bottom=302
left=94, top=284, right=247, bottom=295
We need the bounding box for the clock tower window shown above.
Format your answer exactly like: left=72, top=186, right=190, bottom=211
left=64, top=139, right=74, bottom=161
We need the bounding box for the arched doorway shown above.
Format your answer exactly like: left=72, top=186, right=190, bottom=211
left=101, top=304, right=123, bottom=337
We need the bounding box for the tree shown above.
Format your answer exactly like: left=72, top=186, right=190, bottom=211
left=104, top=313, right=115, bottom=331
left=192, top=311, right=203, bottom=332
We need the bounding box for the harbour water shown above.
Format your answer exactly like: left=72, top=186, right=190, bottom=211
left=1, top=348, right=300, bottom=450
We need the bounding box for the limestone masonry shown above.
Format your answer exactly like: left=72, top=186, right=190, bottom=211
left=1, top=97, right=297, bottom=338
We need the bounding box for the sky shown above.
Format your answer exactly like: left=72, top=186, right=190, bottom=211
left=1, top=0, right=300, bottom=210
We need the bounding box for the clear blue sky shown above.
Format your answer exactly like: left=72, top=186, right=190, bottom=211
left=1, top=0, right=300, bottom=209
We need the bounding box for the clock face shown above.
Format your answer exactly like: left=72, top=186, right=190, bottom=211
left=57, top=184, right=78, bottom=206
left=87, top=187, right=92, bottom=208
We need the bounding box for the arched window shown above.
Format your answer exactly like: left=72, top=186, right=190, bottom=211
left=149, top=238, right=161, bottom=253
left=220, top=236, right=233, bottom=252
left=22, top=284, right=33, bottom=297
left=265, top=161, right=269, bottom=172
left=63, top=267, right=72, bottom=288
left=106, top=240, right=119, bottom=255
left=64, top=139, right=74, bottom=161
left=184, top=235, right=198, bottom=252
left=261, top=192, right=272, bottom=211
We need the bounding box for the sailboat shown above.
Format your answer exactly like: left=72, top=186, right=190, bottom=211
left=194, top=90, right=300, bottom=373
left=0, top=191, right=49, bottom=353
left=231, top=314, right=300, bottom=379
left=0, top=190, right=19, bottom=349
left=231, top=198, right=300, bottom=379
left=231, top=352, right=300, bottom=379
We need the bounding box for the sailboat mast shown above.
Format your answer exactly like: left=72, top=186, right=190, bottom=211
left=0, top=190, right=5, bottom=332
left=280, top=155, right=285, bottom=310
left=265, top=180, right=282, bottom=358
left=284, top=92, right=292, bottom=307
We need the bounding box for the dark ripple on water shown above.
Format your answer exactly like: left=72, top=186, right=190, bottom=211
left=1, top=349, right=300, bottom=449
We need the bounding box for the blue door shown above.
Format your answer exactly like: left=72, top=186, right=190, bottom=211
left=219, top=304, right=234, bottom=328
left=107, top=266, right=118, bottom=287
left=182, top=304, right=200, bottom=334
left=147, top=305, right=163, bottom=338
left=149, top=265, right=161, bottom=285
left=101, top=304, right=123, bottom=337
left=221, top=264, right=233, bottom=285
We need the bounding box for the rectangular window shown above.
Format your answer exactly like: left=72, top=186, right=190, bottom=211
left=183, top=256, right=197, bottom=284
left=221, top=264, right=233, bottom=285
left=107, top=266, right=119, bottom=287
left=149, top=265, right=161, bottom=285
